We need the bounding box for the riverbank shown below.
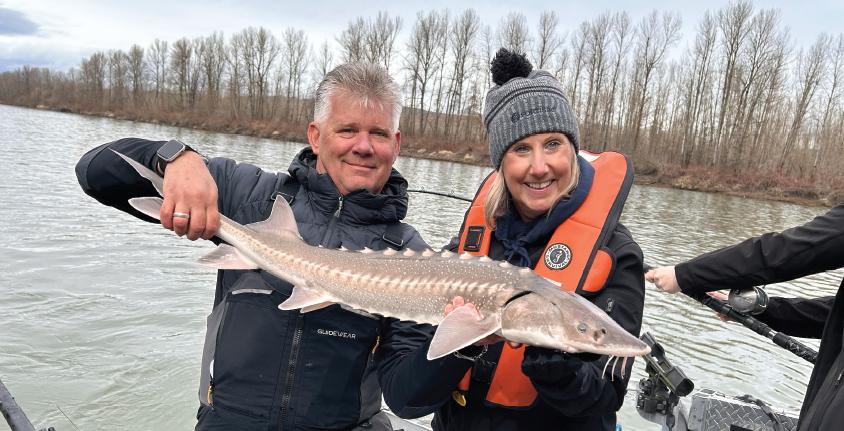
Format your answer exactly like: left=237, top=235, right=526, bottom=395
left=18, top=102, right=840, bottom=207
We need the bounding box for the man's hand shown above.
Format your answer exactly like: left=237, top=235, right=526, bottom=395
left=160, top=152, right=220, bottom=240
left=645, top=265, right=681, bottom=294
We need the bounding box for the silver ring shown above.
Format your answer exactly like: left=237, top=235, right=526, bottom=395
left=173, top=211, right=191, bottom=220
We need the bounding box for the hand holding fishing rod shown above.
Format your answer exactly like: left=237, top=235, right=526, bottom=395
left=644, top=264, right=818, bottom=364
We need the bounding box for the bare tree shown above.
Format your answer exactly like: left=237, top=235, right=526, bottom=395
left=81, top=51, right=107, bottom=107
left=815, top=34, right=844, bottom=179
left=713, top=0, right=754, bottom=163
left=498, top=12, right=530, bottom=54
left=282, top=28, right=310, bottom=121
left=198, top=32, right=226, bottom=111
left=311, top=41, right=334, bottom=91
left=582, top=12, right=612, bottom=142
left=107, top=50, right=128, bottom=107
left=406, top=10, right=448, bottom=134
left=147, top=39, right=169, bottom=107
left=238, top=27, right=281, bottom=118
left=780, top=33, right=829, bottom=170
left=627, top=11, right=681, bottom=153
left=444, top=8, right=480, bottom=137
left=599, top=11, right=632, bottom=151
left=127, top=44, right=145, bottom=105
left=679, top=11, right=717, bottom=166
left=568, top=22, right=589, bottom=112
left=226, top=32, right=246, bottom=117
left=365, top=12, right=402, bottom=71
left=726, top=9, right=782, bottom=167
left=534, top=11, right=561, bottom=69
left=170, top=38, right=195, bottom=108
left=338, top=18, right=366, bottom=63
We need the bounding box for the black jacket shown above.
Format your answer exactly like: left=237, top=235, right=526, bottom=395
left=76, top=138, right=428, bottom=431
left=377, top=224, right=645, bottom=431
left=675, top=203, right=844, bottom=431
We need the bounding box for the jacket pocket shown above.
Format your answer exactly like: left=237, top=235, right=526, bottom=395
left=205, top=271, right=290, bottom=419
left=292, top=306, right=382, bottom=428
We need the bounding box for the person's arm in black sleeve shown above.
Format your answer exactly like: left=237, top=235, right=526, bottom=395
left=754, top=296, right=835, bottom=338
left=522, top=227, right=645, bottom=417
left=76, top=137, right=168, bottom=221
left=676, top=204, right=844, bottom=297
left=376, top=318, right=475, bottom=418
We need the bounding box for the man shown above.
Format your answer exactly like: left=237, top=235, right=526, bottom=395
left=646, top=203, right=844, bottom=431
left=76, top=62, right=428, bottom=430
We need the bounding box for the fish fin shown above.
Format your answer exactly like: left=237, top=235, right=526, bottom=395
left=197, top=244, right=259, bottom=269
left=112, top=150, right=165, bottom=196
left=245, top=197, right=301, bottom=239
left=301, top=302, right=334, bottom=313
left=427, top=308, right=501, bottom=360
left=278, top=284, right=334, bottom=311
left=129, top=197, right=164, bottom=220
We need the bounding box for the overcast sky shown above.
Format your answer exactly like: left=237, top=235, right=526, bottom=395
left=1, top=0, right=842, bottom=73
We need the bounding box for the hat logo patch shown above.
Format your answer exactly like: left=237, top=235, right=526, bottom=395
left=510, top=102, right=557, bottom=123
left=544, top=243, right=572, bottom=270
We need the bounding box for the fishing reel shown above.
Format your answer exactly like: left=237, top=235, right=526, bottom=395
left=727, top=286, right=769, bottom=315
left=636, top=332, right=694, bottom=430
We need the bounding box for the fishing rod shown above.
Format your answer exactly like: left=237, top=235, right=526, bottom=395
left=643, top=264, right=818, bottom=365
left=0, top=378, right=37, bottom=431
left=407, top=189, right=472, bottom=203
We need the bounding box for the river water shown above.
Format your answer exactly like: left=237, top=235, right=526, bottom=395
left=0, top=103, right=840, bottom=430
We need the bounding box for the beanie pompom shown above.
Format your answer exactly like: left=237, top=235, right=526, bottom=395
left=490, top=48, right=532, bottom=86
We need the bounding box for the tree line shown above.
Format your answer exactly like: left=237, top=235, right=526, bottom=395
left=1, top=1, right=842, bottom=200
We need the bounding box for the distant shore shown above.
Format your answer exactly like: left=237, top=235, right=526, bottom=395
left=16, top=102, right=839, bottom=208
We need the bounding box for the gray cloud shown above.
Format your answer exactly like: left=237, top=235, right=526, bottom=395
left=0, top=7, right=39, bottom=36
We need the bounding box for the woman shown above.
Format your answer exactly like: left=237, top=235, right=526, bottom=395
left=376, top=49, right=645, bottom=431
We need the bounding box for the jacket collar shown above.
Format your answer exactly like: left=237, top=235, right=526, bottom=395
left=287, top=147, right=410, bottom=224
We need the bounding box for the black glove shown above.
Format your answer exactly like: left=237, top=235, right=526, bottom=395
left=521, top=346, right=600, bottom=383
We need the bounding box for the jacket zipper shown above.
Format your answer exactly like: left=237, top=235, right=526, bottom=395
left=279, top=313, right=305, bottom=430
left=320, top=196, right=344, bottom=246
left=279, top=196, right=342, bottom=428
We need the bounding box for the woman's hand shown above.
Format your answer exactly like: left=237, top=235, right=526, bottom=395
left=645, top=266, right=681, bottom=293
left=444, top=296, right=521, bottom=348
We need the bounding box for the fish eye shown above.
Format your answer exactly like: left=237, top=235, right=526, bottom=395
left=577, top=322, right=588, bottom=333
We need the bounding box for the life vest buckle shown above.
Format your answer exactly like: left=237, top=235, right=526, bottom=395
left=463, top=226, right=485, bottom=252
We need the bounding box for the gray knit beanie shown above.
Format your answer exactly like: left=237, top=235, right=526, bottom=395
left=483, top=49, right=579, bottom=169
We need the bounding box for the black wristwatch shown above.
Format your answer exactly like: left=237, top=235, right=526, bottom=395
left=155, top=139, right=203, bottom=175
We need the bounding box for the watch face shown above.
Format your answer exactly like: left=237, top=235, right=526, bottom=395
left=158, top=140, right=186, bottom=162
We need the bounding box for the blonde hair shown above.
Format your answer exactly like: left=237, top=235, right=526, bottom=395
left=484, top=147, right=580, bottom=228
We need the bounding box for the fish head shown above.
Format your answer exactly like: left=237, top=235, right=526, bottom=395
left=499, top=291, right=650, bottom=357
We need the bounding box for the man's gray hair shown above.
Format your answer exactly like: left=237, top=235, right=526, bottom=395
left=313, top=62, right=403, bottom=131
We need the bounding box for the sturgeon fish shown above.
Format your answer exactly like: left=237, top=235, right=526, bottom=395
left=114, top=150, right=649, bottom=361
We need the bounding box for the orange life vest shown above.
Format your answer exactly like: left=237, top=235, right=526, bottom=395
left=454, top=150, right=632, bottom=408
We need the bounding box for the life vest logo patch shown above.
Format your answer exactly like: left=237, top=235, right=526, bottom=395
left=544, top=243, right=572, bottom=270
